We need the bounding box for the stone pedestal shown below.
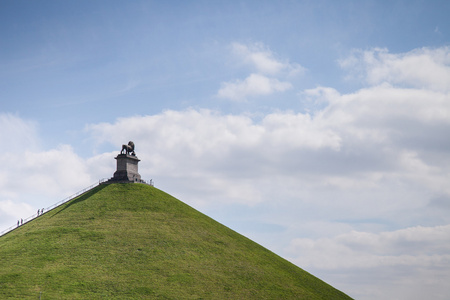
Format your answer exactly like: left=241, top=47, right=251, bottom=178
left=110, top=154, right=142, bottom=183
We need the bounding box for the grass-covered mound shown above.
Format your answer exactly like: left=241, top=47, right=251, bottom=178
left=0, top=183, right=352, bottom=299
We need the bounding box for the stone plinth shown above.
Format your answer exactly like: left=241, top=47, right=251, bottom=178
left=110, top=154, right=142, bottom=183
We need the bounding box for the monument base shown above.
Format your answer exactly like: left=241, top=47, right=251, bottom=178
left=108, top=154, right=143, bottom=183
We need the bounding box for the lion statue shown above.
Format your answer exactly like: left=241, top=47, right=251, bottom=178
left=121, top=141, right=136, bottom=156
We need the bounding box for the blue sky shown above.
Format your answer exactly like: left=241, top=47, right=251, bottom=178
left=1, top=1, right=450, bottom=299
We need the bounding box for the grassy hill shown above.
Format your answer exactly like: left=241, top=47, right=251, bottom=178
left=0, top=183, right=352, bottom=299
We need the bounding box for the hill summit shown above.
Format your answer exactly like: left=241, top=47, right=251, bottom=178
left=0, top=183, right=352, bottom=299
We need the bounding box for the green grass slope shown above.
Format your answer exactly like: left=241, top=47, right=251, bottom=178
left=0, top=183, right=352, bottom=299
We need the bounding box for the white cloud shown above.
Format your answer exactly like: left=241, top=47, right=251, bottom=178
left=218, top=42, right=304, bottom=100
left=231, top=42, right=305, bottom=76
left=0, top=145, right=94, bottom=199
left=231, top=42, right=286, bottom=74
left=21, top=146, right=93, bottom=193
left=287, top=225, right=450, bottom=300
left=87, top=108, right=342, bottom=167
left=340, top=47, right=450, bottom=91
left=289, top=225, right=450, bottom=269
left=217, top=73, right=292, bottom=100
left=0, top=114, right=102, bottom=233
left=0, top=113, right=40, bottom=151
